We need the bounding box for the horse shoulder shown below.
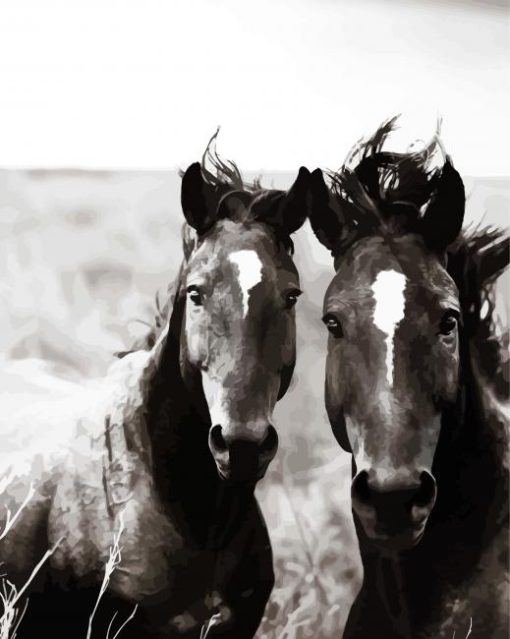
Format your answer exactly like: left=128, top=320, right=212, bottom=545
left=48, top=352, right=188, bottom=600
left=0, top=363, right=90, bottom=579
left=429, top=535, right=509, bottom=639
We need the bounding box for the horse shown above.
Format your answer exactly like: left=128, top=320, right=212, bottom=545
left=0, top=149, right=312, bottom=638
left=307, top=119, right=509, bottom=638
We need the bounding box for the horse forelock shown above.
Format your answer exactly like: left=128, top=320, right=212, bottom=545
left=198, top=128, right=262, bottom=194
left=328, top=117, right=443, bottom=254
left=193, top=130, right=298, bottom=252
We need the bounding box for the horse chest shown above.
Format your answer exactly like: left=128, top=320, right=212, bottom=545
left=426, top=531, right=509, bottom=639
left=360, top=528, right=509, bottom=639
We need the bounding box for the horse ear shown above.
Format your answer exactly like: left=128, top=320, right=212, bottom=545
left=253, top=167, right=311, bottom=236
left=420, top=160, right=465, bottom=253
left=181, top=162, right=217, bottom=234
left=279, top=166, right=312, bottom=234
left=308, top=168, right=344, bottom=252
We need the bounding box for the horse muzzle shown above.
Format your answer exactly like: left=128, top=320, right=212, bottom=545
left=351, top=468, right=437, bottom=551
left=208, top=424, right=278, bottom=483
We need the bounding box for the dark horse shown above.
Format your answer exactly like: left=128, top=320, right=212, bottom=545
left=308, top=119, right=509, bottom=638
left=0, top=150, right=311, bottom=637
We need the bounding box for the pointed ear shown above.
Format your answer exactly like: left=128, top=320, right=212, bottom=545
left=308, top=168, right=344, bottom=252
left=180, top=162, right=217, bottom=234
left=420, top=160, right=465, bottom=252
left=279, top=166, right=312, bottom=234
left=252, top=167, right=311, bottom=235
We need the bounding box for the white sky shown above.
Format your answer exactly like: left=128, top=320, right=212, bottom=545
left=0, top=0, right=508, bottom=175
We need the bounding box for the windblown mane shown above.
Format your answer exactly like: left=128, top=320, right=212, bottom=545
left=328, top=116, right=445, bottom=251
left=196, top=128, right=262, bottom=195
left=196, top=129, right=296, bottom=250
left=448, top=226, right=509, bottom=400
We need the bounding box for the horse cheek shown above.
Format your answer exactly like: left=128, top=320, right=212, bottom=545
left=436, top=336, right=460, bottom=405
left=184, top=311, right=207, bottom=369
left=326, top=342, right=351, bottom=451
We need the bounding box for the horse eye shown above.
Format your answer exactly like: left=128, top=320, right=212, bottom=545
left=439, top=311, right=458, bottom=336
left=322, top=314, right=344, bottom=338
left=285, top=289, right=302, bottom=310
left=187, top=286, right=203, bottom=306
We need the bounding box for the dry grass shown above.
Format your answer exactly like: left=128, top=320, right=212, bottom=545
left=0, top=537, right=63, bottom=639
left=0, top=484, right=34, bottom=543
left=256, top=463, right=360, bottom=639
left=452, top=617, right=473, bottom=639
left=0, top=499, right=137, bottom=639
left=87, top=511, right=139, bottom=639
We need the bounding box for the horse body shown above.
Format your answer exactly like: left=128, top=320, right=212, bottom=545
left=1, top=152, right=310, bottom=637
left=309, top=119, right=509, bottom=638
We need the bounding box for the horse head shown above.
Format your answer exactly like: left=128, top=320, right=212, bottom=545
left=176, top=155, right=310, bottom=484
left=308, top=119, right=470, bottom=550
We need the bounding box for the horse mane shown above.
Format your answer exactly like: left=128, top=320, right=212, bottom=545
left=195, top=127, right=262, bottom=195
left=116, top=280, right=176, bottom=357
left=193, top=130, right=297, bottom=257
left=448, top=225, right=509, bottom=400
left=328, top=116, right=444, bottom=250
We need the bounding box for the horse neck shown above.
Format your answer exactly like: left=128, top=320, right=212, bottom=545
left=146, top=289, right=261, bottom=551
left=137, top=270, right=220, bottom=526
left=429, top=333, right=509, bottom=549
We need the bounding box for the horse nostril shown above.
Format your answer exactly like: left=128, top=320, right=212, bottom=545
left=260, top=425, right=278, bottom=455
left=209, top=424, right=228, bottom=453
left=414, top=471, right=437, bottom=508
left=352, top=470, right=371, bottom=505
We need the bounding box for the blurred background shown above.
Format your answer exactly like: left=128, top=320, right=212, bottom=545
left=0, top=0, right=508, bottom=637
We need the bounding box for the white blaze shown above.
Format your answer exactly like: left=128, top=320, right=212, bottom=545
left=229, top=250, right=263, bottom=318
left=371, top=269, right=407, bottom=387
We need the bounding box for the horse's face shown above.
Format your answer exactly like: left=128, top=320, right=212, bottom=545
left=183, top=221, right=300, bottom=481
left=309, top=152, right=465, bottom=551
left=322, top=235, right=460, bottom=549
left=179, top=163, right=309, bottom=483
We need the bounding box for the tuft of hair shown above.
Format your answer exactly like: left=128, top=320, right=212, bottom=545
left=116, top=286, right=173, bottom=358
left=191, top=128, right=295, bottom=253
left=329, top=116, right=444, bottom=238
left=180, top=127, right=262, bottom=194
